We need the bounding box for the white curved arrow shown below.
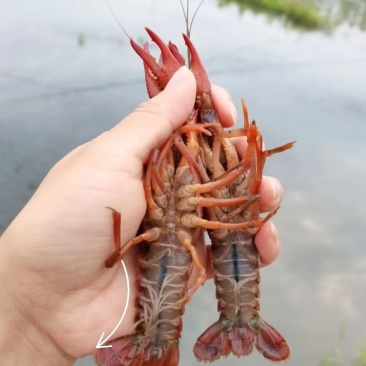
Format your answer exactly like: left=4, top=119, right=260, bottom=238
left=96, top=260, right=130, bottom=349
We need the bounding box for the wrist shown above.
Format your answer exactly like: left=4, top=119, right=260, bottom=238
left=0, top=237, right=74, bottom=366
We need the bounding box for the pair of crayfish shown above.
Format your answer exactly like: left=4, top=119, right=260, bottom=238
left=95, top=28, right=294, bottom=366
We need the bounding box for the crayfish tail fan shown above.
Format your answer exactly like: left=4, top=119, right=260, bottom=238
left=144, top=342, right=179, bottom=366
left=194, top=317, right=290, bottom=362
left=193, top=320, right=231, bottom=361
left=95, top=334, right=144, bottom=366
left=194, top=319, right=255, bottom=361
left=256, top=319, right=290, bottom=361
left=227, top=323, right=255, bottom=357
left=95, top=334, right=180, bottom=366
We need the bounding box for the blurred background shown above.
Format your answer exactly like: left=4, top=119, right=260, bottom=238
left=1, top=0, right=365, bottom=365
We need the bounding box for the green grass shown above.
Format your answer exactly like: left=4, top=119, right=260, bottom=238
left=319, top=326, right=366, bottom=366
left=219, top=0, right=331, bottom=31
left=320, top=343, right=366, bottom=366
left=355, top=344, right=366, bottom=366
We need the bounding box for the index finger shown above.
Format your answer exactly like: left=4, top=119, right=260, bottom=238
left=211, top=85, right=237, bottom=128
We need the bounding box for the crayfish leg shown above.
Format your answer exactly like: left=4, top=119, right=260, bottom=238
left=182, top=208, right=279, bottom=231
left=177, top=161, right=250, bottom=198
left=104, top=208, right=161, bottom=268
left=106, top=207, right=122, bottom=251
left=176, top=230, right=207, bottom=306
left=221, top=195, right=261, bottom=223
left=173, top=133, right=206, bottom=183
left=264, top=141, right=296, bottom=157
left=189, top=195, right=254, bottom=208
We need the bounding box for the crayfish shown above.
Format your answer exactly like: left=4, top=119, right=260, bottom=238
left=95, top=19, right=294, bottom=366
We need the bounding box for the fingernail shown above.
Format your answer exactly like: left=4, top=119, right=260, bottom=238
left=229, top=102, right=237, bottom=125
left=270, top=178, right=282, bottom=206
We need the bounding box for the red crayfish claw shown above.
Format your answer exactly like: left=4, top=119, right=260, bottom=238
left=130, top=28, right=182, bottom=98
left=130, top=28, right=212, bottom=106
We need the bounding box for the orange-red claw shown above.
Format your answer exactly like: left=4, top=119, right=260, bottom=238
left=145, top=28, right=178, bottom=66
left=141, top=41, right=162, bottom=98
left=130, top=38, right=159, bottom=97
left=182, top=33, right=211, bottom=96
left=168, top=41, right=186, bottom=66
left=130, top=28, right=181, bottom=98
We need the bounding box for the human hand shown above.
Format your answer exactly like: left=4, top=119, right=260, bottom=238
left=0, top=67, right=283, bottom=364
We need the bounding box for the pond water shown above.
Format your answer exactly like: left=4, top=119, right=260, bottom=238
left=1, top=0, right=366, bottom=365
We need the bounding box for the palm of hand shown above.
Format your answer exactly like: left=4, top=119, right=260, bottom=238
left=3, top=133, right=146, bottom=357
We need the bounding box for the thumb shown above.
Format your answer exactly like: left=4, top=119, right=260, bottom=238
left=106, top=66, right=196, bottom=162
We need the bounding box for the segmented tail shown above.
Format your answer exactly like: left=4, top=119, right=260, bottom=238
left=193, top=317, right=290, bottom=362
left=95, top=334, right=179, bottom=366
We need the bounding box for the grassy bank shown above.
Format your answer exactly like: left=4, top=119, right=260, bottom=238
left=219, top=0, right=330, bottom=30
